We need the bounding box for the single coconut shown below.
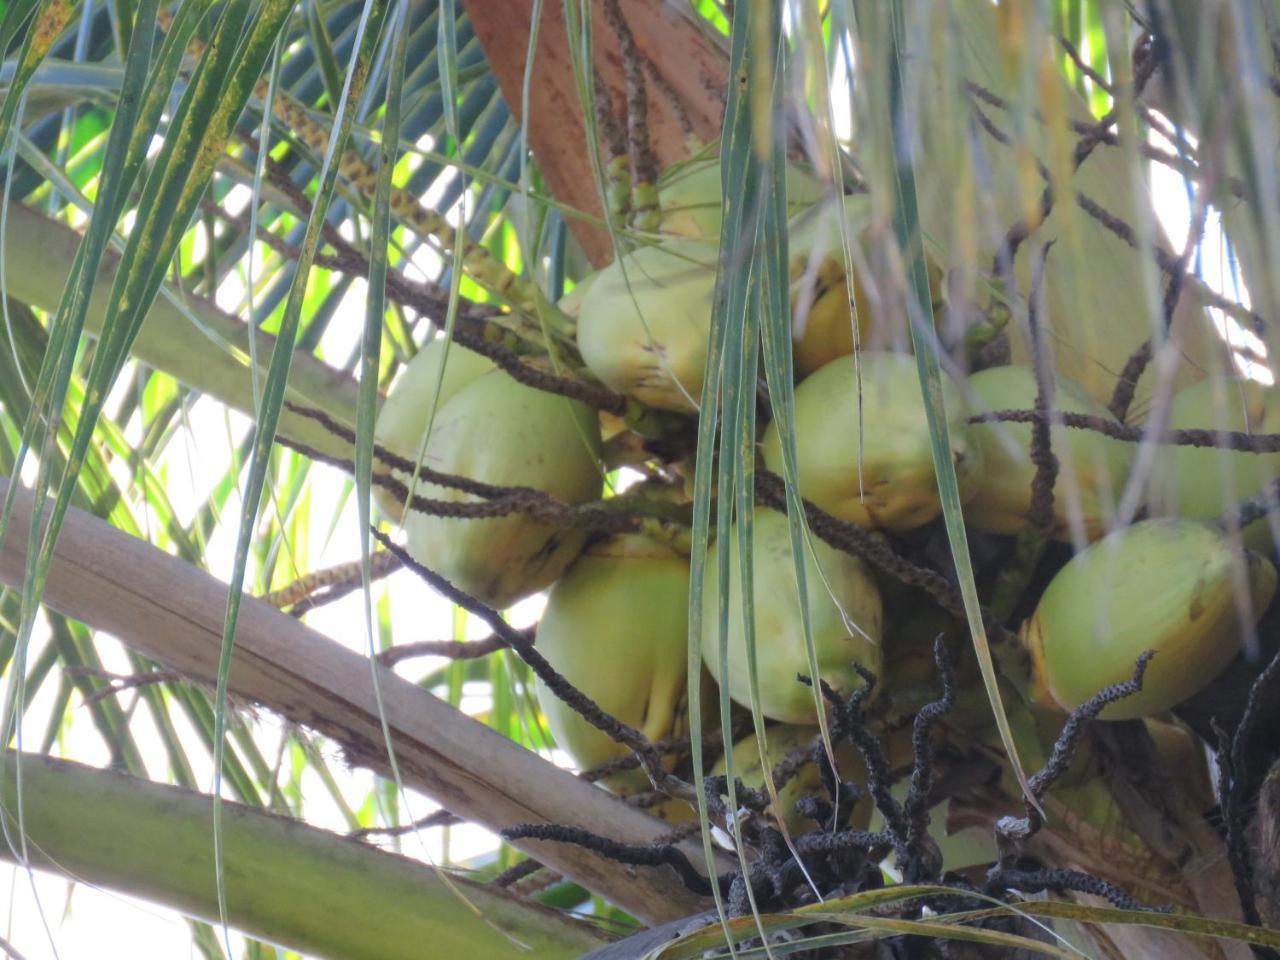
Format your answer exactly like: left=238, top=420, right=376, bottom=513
left=1022, top=518, right=1276, bottom=720
left=700, top=507, right=883, bottom=724
left=762, top=351, right=982, bottom=531
left=965, top=364, right=1133, bottom=542
left=533, top=535, right=693, bottom=801
left=395, top=366, right=603, bottom=608
left=373, top=338, right=494, bottom=522
left=1148, top=377, right=1280, bottom=555
left=576, top=237, right=717, bottom=413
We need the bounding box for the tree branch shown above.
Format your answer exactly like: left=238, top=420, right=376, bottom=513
left=0, top=478, right=729, bottom=923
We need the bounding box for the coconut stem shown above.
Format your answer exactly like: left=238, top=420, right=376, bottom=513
left=281, top=416, right=687, bottom=541
left=1107, top=339, right=1154, bottom=423
left=985, top=866, right=1157, bottom=912
left=591, top=67, right=633, bottom=226
left=501, top=824, right=723, bottom=897
left=997, top=651, right=1154, bottom=844
left=602, top=0, right=660, bottom=232
left=1107, top=181, right=1212, bottom=421
left=990, top=245, right=1058, bottom=621
left=985, top=48, right=1158, bottom=275
left=753, top=471, right=1017, bottom=646
left=215, top=88, right=540, bottom=313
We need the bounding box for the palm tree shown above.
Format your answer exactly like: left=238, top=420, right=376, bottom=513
left=1, top=1, right=1278, bottom=957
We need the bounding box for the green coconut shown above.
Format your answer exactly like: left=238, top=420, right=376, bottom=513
left=1022, top=518, right=1277, bottom=720
left=658, top=158, right=825, bottom=239
left=373, top=339, right=495, bottom=522
left=576, top=237, right=716, bottom=412
left=701, top=507, right=883, bottom=725
left=761, top=351, right=982, bottom=531
left=964, top=364, right=1133, bottom=542
left=533, top=535, right=693, bottom=799
left=395, top=366, right=603, bottom=609
left=1148, top=377, right=1280, bottom=554
left=711, top=724, right=872, bottom=835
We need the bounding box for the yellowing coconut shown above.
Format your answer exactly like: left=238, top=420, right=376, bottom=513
left=397, top=367, right=603, bottom=609
left=701, top=507, right=883, bottom=725
left=1148, top=378, right=1280, bottom=554
left=964, top=364, right=1133, bottom=542
left=761, top=351, right=982, bottom=531
left=787, top=197, right=945, bottom=378
left=533, top=535, right=692, bottom=799
left=373, top=339, right=494, bottom=522
left=658, top=158, right=825, bottom=240
left=576, top=238, right=717, bottom=412
left=711, top=724, right=872, bottom=835
left=1022, top=518, right=1277, bottom=720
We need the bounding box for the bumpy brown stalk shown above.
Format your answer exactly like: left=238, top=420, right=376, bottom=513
left=1215, top=650, right=1280, bottom=938
left=263, top=549, right=400, bottom=609
left=591, top=64, right=628, bottom=165
left=66, top=668, right=190, bottom=707
left=972, top=408, right=1280, bottom=451
left=205, top=169, right=563, bottom=353
left=349, top=809, right=460, bottom=840
left=964, top=73, right=1238, bottom=197
left=1025, top=246, right=1060, bottom=532
left=278, top=408, right=690, bottom=547
left=988, top=249, right=1059, bottom=620
left=372, top=530, right=703, bottom=807
left=1107, top=341, right=1155, bottom=423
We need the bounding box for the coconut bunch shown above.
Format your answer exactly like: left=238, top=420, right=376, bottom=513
left=371, top=148, right=1279, bottom=841
left=576, top=161, right=942, bottom=412
left=954, top=364, right=1279, bottom=725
